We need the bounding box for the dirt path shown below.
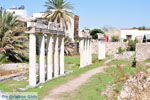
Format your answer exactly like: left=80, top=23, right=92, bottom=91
left=43, top=64, right=108, bottom=100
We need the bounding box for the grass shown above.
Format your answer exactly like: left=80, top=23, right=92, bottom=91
left=65, top=55, right=80, bottom=71
left=108, top=59, right=131, bottom=65
left=62, top=60, right=149, bottom=100
left=0, top=54, right=104, bottom=100
left=144, top=59, right=150, bottom=63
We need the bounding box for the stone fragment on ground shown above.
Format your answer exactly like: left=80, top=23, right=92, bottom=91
left=101, top=85, right=117, bottom=99
left=118, top=71, right=150, bottom=100
left=13, top=76, right=27, bottom=81
left=113, top=51, right=135, bottom=60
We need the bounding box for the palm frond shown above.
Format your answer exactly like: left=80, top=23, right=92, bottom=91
left=45, top=0, right=74, bottom=30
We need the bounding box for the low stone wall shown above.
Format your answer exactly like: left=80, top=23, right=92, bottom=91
left=136, top=43, right=150, bottom=61
left=92, top=41, right=128, bottom=55
left=92, top=40, right=99, bottom=54
left=106, top=42, right=128, bottom=55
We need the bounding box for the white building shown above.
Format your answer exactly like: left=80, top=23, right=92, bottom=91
left=33, top=12, right=45, bottom=18
left=7, top=9, right=27, bottom=17
left=7, top=6, right=34, bottom=22
left=120, top=29, right=150, bottom=42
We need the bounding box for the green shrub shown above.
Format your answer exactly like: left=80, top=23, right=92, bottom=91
left=0, top=53, right=9, bottom=64
left=118, top=47, right=125, bottom=54
left=111, top=35, right=119, bottom=42
left=127, top=39, right=138, bottom=51
left=123, top=39, right=128, bottom=42
left=90, top=29, right=104, bottom=39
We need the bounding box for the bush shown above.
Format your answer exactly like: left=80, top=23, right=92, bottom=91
left=127, top=39, right=138, bottom=51
left=111, top=35, right=119, bottom=42
left=123, top=39, right=128, bottom=42
left=118, top=47, right=125, bottom=54
left=90, top=29, right=104, bottom=39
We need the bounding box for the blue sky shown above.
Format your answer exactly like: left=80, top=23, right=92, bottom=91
left=0, top=0, right=150, bottom=29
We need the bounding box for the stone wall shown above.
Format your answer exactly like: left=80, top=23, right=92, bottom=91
left=136, top=43, right=150, bottom=61
left=92, top=41, right=128, bottom=55
left=106, top=42, right=128, bottom=55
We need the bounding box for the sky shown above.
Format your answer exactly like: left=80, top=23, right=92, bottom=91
left=0, top=0, right=150, bottom=29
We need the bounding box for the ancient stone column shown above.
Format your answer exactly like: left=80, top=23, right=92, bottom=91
left=87, top=39, right=90, bottom=65
left=59, top=36, right=64, bottom=75
left=89, top=39, right=92, bottom=64
left=98, top=40, right=106, bottom=60
left=47, top=35, right=53, bottom=80
left=29, top=34, right=37, bottom=87
left=84, top=39, right=87, bottom=66
left=54, top=36, right=59, bottom=77
left=80, top=39, right=84, bottom=68
left=39, top=35, right=46, bottom=83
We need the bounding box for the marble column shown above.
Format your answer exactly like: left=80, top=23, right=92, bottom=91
left=39, top=35, right=45, bottom=83
left=80, top=39, right=84, bottom=68
left=98, top=40, right=106, bottom=60
left=29, top=34, right=37, bottom=87
left=47, top=36, right=53, bottom=80
left=89, top=39, right=92, bottom=64
left=59, top=36, right=64, bottom=75
left=87, top=39, right=90, bottom=65
left=54, top=36, right=59, bottom=77
left=84, top=39, right=87, bottom=66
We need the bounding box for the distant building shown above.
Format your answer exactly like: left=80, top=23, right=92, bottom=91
left=74, top=15, right=79, bottom=40
left=120, top=28, right=150, bottom=42
left=7, top=6, right=27, bottom=17
left=103, top=28, right=120, bottom=42
left=33, top=12, right=45, bottom=19
left=143, top=34, right=150, bottom=43
left=7, top=6, right=34, bottom=22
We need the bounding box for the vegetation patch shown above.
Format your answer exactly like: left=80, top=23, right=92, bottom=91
left=66, top=60, right=149, bottom=100
left=0, top=55, right=105, bottom=100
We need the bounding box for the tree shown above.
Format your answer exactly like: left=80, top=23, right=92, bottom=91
left=138, top=26, right=146, bottom=30
left=64, top=36, right=74, bottom=56
left=0, top=10, right=28, bottom=63
left=44, top=0, right=74, bottom=30
left=90, top=29, right=104, bottom=39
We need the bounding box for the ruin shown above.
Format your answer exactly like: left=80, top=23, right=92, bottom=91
left=79, top=30, right=92, bottom=68
left=97, top=33, right=106, bottom=60
left=26, top=21, right=65, bottom=87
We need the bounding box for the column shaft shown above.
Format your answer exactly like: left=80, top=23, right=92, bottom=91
left=54, top=36, right=59, bottom=77
left=98, top=40, right=106, bottom=60
left=87, top=39, right=90, bottom=65
left=60, top=36, right=64, bottom=75
left=84, top=39, right=87, bottom=66
left=80, top=39, right=84, bottom=68
left=47, top=36, right=53, bottom=80
left=39, top=35, right=45, bottom=83
left=89, top=39, right=92, bottom=64
left=29, top=34, right=36, bottom=87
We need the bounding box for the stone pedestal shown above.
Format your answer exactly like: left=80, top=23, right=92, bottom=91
left=98, top=41, right=106, bottom=60
left=97, top=33, right=106, bottom=60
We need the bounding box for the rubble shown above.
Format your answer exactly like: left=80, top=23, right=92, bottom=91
left=118, top=71, right=150, bottom=100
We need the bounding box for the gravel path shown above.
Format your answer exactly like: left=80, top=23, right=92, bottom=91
left=43, top=65, right=108, bottom=100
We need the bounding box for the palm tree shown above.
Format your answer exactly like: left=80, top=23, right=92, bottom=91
left=44, top=0, right=74, bottom=30
left=0, top=10, right=28, bottom=62
left=64, top=36, right=74, bottom=56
